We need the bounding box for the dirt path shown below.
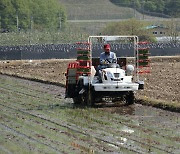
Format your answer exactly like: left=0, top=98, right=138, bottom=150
left=0, top=74, right=179, bottom=153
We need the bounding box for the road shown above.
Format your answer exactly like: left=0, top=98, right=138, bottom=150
left=0, top=74, right=179, bottom=153
left=67, top=18, right=174, bottom=23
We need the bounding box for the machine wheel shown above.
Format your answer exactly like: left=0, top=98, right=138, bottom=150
left=125, top=91, right=135, bottom=105
left=85, top=86, right=95, bottom=107
left=73, top=91, right=94, bottom=106
left=73, top=94, right=86, bottom=105
left=86, top=91, right=95, bottom=107
left=72, top=78, right=85, bottom=105
left=73, top=96, right=81, bottom=104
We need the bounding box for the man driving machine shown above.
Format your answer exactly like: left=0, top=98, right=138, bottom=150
left=100, top=44, right=117, bottom=68
left=97, top=44, right=118, bottom=82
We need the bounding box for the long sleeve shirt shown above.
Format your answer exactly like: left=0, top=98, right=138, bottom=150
left=100, top=52, right=117, bottom=65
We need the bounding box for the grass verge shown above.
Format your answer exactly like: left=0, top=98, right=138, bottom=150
left=0, top=72, right=65, bottom=87
left=136, top=96, right=180, bottom=113
left=0, top=71, right=179, bottom=113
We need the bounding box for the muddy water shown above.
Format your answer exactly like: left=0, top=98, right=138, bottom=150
left=62, top=98, right=180, bottom=153
left=0, top=74, right=179, bottom=153
left=97, top=104, right=180, bottom=153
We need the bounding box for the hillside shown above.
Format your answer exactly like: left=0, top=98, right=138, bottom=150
left=59, top=0, right=143, bottom=20
left=58, top=0, right=171, bottom=34
left=110, top=0, right=180, bottom=18
left=59, top=0, right=179, bottom=20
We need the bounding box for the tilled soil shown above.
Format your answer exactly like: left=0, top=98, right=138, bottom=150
left=0, top=74, right=179, bottom=153
left=136, top=56, right=180, bottom=103
left=0, top=56, right=179, bottom=103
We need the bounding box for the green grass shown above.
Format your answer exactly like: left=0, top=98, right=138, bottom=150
left=0, top=29, right=89, bottom=46
left=136, top=96, right=180, bottom=112
left=0, top=112, right=58, bottom=153
left=0, top=75, right=179, bottom=153
left=0, top=82, right=63, bottom=111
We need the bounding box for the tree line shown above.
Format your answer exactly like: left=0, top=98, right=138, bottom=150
left=110, top=0, right=180, bottom=17
left=0, top=0, right=66, bottom=32
left=101, top=18, right=180, bottom=42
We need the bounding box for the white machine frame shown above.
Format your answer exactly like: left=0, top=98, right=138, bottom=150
left=65, top=35, right=144, bottom=106
left=88, top=35, right=140, bottom=81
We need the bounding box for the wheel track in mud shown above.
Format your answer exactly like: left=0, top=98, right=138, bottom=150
left=1, top=103, right=177, bottom=154
left=0, top=101, right=143, bottom=153
left=0, top=101, right=177, bottom=154
left=0, top=81, right=178, bottom=140
left=0, top=77, right=178, bottom=153
left=0, top=82, right=63, bottom=100
left=0, top=79, right=179, bottom=153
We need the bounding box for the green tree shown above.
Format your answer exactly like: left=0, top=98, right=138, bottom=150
left=11, top=0, right=31, bottom=30
left=0, top=0, right=66, bottom=32
left=144, top=1, right=157, bottom=12
left=29, top=0, right=66, bottom=30
left=166, top=0, right=180, bottom=17
left=101, top=19, right=155, bottom=42
left=0, top=0, right=16, bottom=31
left=155, top=0, right=165, bottom=12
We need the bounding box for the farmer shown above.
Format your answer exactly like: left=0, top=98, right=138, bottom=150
left=100, top=44, right=117, bottom=68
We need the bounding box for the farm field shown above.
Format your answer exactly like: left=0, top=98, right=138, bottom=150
left=0, top=74, right=179, bottom=153
left=0, top=56, right=179, bottom=109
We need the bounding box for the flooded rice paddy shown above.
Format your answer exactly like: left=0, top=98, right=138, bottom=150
left=0, top=74, right=179, bottom=153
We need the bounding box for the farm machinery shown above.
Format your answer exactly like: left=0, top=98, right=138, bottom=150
left=65, top=36, right=150, bottom=106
